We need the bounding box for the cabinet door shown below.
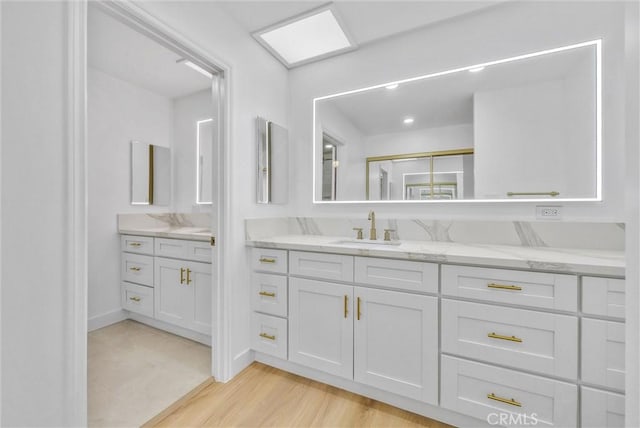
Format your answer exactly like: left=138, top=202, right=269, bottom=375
left=354, top=288, right=438, bottom=404
left=154, top=257, right=193, bottom=329
left=581, top=387, right=625, bottom=428
left=289, top=278, right=353, bottom=379
left=188, top=260, right=212, bottom=335
left=582, top=318, right=625, bottom=391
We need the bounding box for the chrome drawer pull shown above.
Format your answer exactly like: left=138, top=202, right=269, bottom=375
left=259, top=332, right=276, bottom=341
left=488, top=332, right=523, bottom=343
left=487, top=393, right=522, bottom=407
left=129, top=296, right=141, bottom=302
left=129, top=267, right=141, bottom=272
left=487, top=283, right=522, bottom=291
left=259, top=257, right=276, bottom=264
left=259, top=291, right=276, bottom=297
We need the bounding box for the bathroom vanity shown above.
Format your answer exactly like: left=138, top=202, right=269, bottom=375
left=246, top=230, right=625, bottom=427
left=118, top=214, right=214, bottom=344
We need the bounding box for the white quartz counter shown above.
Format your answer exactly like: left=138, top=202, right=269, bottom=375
left=246, top=234, right=625, bottom=277
left=120, top=226, right=212, bottom=242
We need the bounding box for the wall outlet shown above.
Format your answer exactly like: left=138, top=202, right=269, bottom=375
left=536, top=205, right=562, bottom=219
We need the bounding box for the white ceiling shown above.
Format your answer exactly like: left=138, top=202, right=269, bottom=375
left=219, top=1, right=506, bottom=47
left=88, top=6, right=212, bottom=99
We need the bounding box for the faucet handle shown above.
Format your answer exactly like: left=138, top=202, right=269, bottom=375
left=383, top=229, right=396, bottom=242
left=352, top=227, right=364, bottom=240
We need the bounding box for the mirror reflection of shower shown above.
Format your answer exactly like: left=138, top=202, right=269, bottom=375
left=322, top=133, right=340, bottom=201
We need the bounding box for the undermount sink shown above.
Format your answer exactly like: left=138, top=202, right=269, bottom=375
left=330, top=239, right=401, bottom=246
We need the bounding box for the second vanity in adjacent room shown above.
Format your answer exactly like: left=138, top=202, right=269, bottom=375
left=245, top=217, right=625, bottom=427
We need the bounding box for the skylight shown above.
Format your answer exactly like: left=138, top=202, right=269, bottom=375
left=254, top=7, right=355, bottom=68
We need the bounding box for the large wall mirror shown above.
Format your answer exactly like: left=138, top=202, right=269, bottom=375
left=131, top=141, right=170, bottom=205
left=313, top=40, right=601, bottom=203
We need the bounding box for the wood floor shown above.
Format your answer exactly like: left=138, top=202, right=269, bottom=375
left=144, top=362, right=451, bottom=428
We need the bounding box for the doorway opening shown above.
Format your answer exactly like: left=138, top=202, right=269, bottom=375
left=86, top=2, right=227, bottom=426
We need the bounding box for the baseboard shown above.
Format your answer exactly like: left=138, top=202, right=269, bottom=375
left=127, top=312, right=212, bottom=346
left=255, top=353, right=488, bottom=428
left=88, top=309, right=127, bottom=332
left=231, top=348, right=254, bottom=380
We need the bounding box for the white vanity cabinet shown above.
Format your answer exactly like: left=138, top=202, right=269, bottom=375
left=155, top=257, right=212, bottom=334
left=248, top=245, right=625, bottom=427
left=121, top=234, right=212, bottom=338
left=252, top=250, right=439, bottom=405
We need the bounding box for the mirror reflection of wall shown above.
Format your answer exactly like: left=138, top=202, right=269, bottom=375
left=314, top=41, right=599, bottom=202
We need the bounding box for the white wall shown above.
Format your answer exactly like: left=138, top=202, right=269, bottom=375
left=172, top=89, right=212, bottom=211
left=290, top=1, right=625, bottom=221
left=1, top=1, right=76, bottom=425
left=625, top=2, right=640, bottom=426
left=135, top=0, right=290, bottom=376
left=87, top=67, right=173, bottom=327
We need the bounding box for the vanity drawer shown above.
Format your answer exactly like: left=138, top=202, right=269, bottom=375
left=442, top=265, right=577, bottom=312
left=121, top=253, right=154, bottom=286
left=289, top=251, right=353, bottom=282
left=441, top=356, right=577, bottom=427
left=582, top=277, right=625, bottom=319
left=441, top=299, right=578, bottom=379
left=251, top=273, right=288, bottom=317
left=121, top=282, right=154, bottom=318
left=354, top=257, right=438, bottom=293
left=121, top=235, right=154, bottom=255
left=582, top=318, right=625, bottom=391
left=251, top=312, right=287, bottom=360
left=155, top=238, right=188, bottom=259
left=581, top=387, right=625, bottom=428
left=251, top=248, right=288, bottom=274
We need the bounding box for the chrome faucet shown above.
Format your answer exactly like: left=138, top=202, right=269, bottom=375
left=368, top=210, right=377, bottom=240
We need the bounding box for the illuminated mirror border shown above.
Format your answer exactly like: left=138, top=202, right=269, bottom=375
left=312, top=39, right=602, bottom=204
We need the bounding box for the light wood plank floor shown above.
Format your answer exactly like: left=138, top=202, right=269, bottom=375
left=144, top=362, right=452, bottom=428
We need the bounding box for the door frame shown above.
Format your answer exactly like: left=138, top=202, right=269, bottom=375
left=69, top=0, right=233, bottom=423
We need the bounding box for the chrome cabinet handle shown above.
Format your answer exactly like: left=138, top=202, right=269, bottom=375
left=259, top=291, right=276, bottom=297
left=487, top=393, right=521, bottom=407
left=259, top=332, right=276, bottom=341
left=488, top=332, right=522, bottom=343
left=487, top=283, right=522, bottom=291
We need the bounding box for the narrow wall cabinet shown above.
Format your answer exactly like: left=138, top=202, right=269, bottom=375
left=121, top=234, right=212, bottom=337
left=249, top=246, right=625, bottom=427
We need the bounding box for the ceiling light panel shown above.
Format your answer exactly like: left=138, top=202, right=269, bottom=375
left=255, top=7, right=355, bottom=68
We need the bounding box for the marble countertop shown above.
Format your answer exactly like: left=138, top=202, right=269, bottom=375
left=246, top=235, right=625, bottom=277
left=120, top=226, right=212, bottom=242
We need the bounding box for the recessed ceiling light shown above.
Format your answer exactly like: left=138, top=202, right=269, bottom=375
left=469, top=66, right=485, bottom=73
left=385, top=84, right=399, bottom=90
left=403, top=117, right=414, bottom=124
left=325, top=144, right=333, bottom=149
left=253, top=6, right=356, bottom=68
